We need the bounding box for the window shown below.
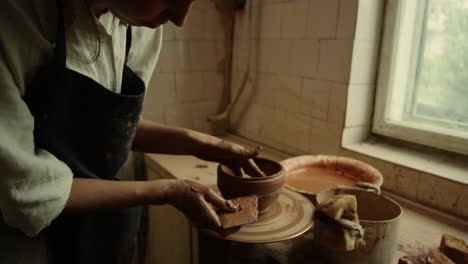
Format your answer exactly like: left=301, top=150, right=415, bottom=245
left=374, top=0, right=468, bottom=155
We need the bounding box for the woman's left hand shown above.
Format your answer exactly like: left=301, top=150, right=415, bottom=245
left=132, top=120, right=260, bottom=164
left=194, top=134, right=260, bottom=163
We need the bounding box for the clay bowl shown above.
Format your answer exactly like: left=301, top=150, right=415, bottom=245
left=280, top=155, right=383, bottom=200
left=217, top=158, right=285, bottom=214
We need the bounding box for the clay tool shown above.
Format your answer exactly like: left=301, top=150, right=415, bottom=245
left=218, top=196, right=258, bottom=229
left=223, top=166, right=237, bottom=177
left=248, top=159, right=267, bottom=177
left=239, top=167, right=248, bottom=178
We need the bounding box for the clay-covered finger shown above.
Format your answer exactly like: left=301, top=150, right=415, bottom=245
left=204, top=188, right=238, bottom=213
left=186, top=179, right=208, bottom=193
left=230, top=144, right=261, bottom=159
left=199, top=197, right=222, bottom=228
left=217, top=141, right=260, bottom=159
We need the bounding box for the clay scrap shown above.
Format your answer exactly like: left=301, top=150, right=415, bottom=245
left=399, top=250, right=455, bottom=264
left=440, top=234, right=468, bottom=264
left=218, top=195, right=258, bottom=229
left=314, top=194, right=365, bottom=251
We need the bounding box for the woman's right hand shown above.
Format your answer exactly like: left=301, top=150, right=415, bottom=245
left=163, top=179, right=238, bottom=231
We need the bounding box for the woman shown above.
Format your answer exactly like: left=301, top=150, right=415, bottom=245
left=0, top=0, right=257, bottom=263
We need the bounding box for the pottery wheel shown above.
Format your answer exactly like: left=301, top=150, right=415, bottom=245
left=223, top=187, right=314, bottom=243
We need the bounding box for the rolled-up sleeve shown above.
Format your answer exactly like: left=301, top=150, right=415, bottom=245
left=0, top=58, right=73, bottom=237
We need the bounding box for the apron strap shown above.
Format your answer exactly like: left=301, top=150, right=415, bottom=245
left=125, top=26, right=132, bottom=63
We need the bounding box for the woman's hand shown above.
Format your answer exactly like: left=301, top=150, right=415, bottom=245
left=164, top=179, right=238, bottom=230
left=193, top=133, right=260, bottom=163
left=132, top=120, right=260, bottom=163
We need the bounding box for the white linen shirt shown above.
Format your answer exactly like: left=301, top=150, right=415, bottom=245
left=0, top=0, right=162, bottom=236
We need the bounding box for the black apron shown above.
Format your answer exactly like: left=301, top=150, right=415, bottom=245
left=23, top=0, right=146, bottom=263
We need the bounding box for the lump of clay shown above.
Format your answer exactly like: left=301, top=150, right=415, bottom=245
left=440, top=234, right=468, bottom=264
left=399, top=250, right=455, bottom=264
left=314, top=194, right=365, bottom=251
left=218, top=196, right=258, bottom=229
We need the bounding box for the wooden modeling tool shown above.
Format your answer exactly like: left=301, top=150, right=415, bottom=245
left=248, top=159, right=267, bottom=177
left=240, top=167, right=248, bottom=178
left=223, top=166, right=237, bottom=177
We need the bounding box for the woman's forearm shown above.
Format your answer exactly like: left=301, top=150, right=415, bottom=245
left=63, top=178, right=173, bottom=213
left=132, top=119, right=259, bottom=163
left=132, top=118, right=211, bottom=155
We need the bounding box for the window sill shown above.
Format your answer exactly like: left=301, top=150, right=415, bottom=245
left=342, top=126, right=468, bottom=186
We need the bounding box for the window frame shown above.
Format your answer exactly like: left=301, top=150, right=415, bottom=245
left=373, top=0, right=468, bottom=156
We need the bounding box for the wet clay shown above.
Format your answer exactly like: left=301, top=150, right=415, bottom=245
left=286, top=167, right=356, bottom=194
left=218, top=196, right=258, bottom=229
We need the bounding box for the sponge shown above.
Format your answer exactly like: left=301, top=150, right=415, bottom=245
left=315, top=194, right=365, bottom=251
left=218, top=196, right=258, bottom=229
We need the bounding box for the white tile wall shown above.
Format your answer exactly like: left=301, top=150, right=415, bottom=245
left=310, top=121, right=343, bottom=155
left=230, top=0, right=468, bottom=219
left=141, top=0, right=468, bottom=219
left=286, top=112, right=311, bottom=152
left=345, top=84, right=375, bottom=127
left=301, top=79, right=330, bottom=120
left=337, top=0, right=358, bottom=39
left=231, top=0, right=355, bottom=154
left=307, top=0, right=340, bottom=39
left=144, top=0, right=229, bottom=134
left=275, top=76, right=302, bottom=113
left=281, top=0, right=308, bottom=39
left=317, top=39, right=354, bottom=82
left=204, top=9, right=225, bottom=40
left=175, top=72, right=204, bottom=102
left=259, top=106, right=288, bottom=144
left=354, top=0, right=385, bottom=41
left=328, top=83, right=348, bottom=126
left=349, top=40, right=380, bottom=84
left=259, top=4, right=282, bottom=39
left=291, top=40, right=319, bottom=77
left=163, top=104, right=194, bottom=129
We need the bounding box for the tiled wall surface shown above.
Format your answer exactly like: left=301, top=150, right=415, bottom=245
left=143, top=0, right=229, bottom=134
left=230, top=0, right=355, bottom=155
left=230, top=0, right=468, bottom=219
left=142, top=0, right=467, bottom=219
